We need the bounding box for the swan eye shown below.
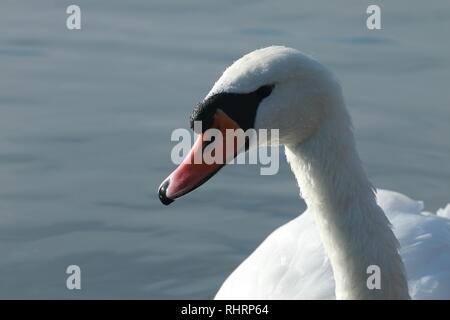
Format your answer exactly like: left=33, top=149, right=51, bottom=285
left=256, top=84, right=274, bottom=98
left=191, top=84, right=275, bottom=132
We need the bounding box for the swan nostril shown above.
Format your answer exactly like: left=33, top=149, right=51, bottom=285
left=158, top=179, right=174, bottom=205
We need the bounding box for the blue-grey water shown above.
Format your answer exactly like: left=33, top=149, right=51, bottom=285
left=0, top=0, right=449, bottom=298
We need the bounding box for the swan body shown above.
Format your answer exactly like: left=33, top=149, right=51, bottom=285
left=159, top=46, right=450, bottom=299
left=215, top=189, right=450, bottom=299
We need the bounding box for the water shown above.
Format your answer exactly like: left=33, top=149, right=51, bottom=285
left=0, top=0, right=449, bottom=298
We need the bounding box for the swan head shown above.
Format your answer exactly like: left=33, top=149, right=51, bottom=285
left=158, top=46, right=345, bottom=205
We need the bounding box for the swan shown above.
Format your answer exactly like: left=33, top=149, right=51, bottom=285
left=158, top=46, right=450, bottom=299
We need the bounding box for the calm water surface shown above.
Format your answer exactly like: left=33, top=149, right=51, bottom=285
left=0, top=0, right=449, bottom=298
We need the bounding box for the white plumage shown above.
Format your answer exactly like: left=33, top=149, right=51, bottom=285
left=216, top=189, right=450, bottom=299
left=201, top=46, right=450, bottom=299
left=160, top=45, right=450, bottom=299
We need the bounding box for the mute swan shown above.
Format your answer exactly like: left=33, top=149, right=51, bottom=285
left=158, top=46, right=450, bottom=299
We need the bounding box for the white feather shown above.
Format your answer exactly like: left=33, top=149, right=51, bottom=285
left=204, top=46, right=450, bottom=299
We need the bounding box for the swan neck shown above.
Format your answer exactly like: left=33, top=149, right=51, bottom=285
left=285, top=117, right=410, bottom=299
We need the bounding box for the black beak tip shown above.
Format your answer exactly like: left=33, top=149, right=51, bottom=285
left=158, top=179, right=174, bottom=206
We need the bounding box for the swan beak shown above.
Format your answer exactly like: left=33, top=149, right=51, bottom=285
left=158, top=109, right=244, bottom=205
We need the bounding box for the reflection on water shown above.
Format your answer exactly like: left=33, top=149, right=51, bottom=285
left=0, top=0, right=449, bottom=298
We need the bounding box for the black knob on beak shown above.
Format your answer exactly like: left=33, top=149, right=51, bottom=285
left=158, top=179, right=174, bottom=205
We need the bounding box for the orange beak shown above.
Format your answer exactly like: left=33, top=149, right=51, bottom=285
left=158, top=109, right=245, bottom=205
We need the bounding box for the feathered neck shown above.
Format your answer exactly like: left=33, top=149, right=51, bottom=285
left=284, top=106, right=410, bottom=299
